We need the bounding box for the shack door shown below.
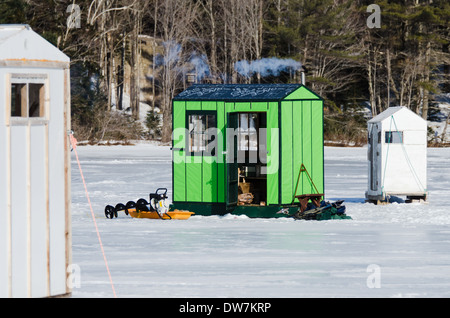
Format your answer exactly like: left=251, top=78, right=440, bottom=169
left=369, top=124, right=379, bottom=191
left=226, top=113, right=239, bottom=209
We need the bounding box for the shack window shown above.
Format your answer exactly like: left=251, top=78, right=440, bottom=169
left=10, top=80, right=46, bottom=119
left=28, top=84, right=45, bottom=117
left=385, top=131, right=403, bottom=144
left=188, top=112, right=216, bottom=155
left=238, top=113, right=258, bottom=152
left=11, top=84, right=26, bottom=117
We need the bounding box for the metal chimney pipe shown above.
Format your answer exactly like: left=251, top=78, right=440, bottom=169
left=300, top=65, right=308, bottom=85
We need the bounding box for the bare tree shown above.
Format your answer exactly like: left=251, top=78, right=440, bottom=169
left=195, top=0, right=219, bottom=80
left=86, top=0, right=141, bottom=111
left=217, top=0, right=266, bottom=84
left=155, top=0, right=200, bottom=142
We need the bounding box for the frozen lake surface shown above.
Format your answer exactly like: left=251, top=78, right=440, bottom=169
left=70, top=144, right=450, bottom=298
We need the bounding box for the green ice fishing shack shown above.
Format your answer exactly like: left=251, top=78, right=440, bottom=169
left=171, top=84, right=324, bottom=218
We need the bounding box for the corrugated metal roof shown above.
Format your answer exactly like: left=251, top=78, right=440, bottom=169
left=174, top=84, right=303, bottom=101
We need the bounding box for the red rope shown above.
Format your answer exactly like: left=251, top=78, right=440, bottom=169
left=69, top=133, right=117, bottom=298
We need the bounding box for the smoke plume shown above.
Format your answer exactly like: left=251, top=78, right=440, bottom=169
left=235, top=57, right=302, bottom=78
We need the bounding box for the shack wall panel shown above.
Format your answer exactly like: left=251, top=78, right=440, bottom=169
left=301, top=101, right=313, bottom=194
left=281, top=101, right=293, bottom=204
left=266, top=102, right=279, bottom=205
left=234, top=102, right=251, bottom=112
left=173, top=102, right=186, bottom=202
left=47, top=70, right=67, bottom=296
left=0, top=132, right=7, bottom=297
left=186, top=101, right=201, bottom=111
left=186, top=157, right=202, bottom=202
left=292, top=101, right=303, bottom=200
left=10, top=126, right=29, bottom=297
left=202, top=158, right=217, bottom=203
left=405, top=130, right=426, bottom=145
left=381, top=145, right=427, bottom=194
left=30, top=125, right=48, bottom=297
left=225, top=102, right=235, bottom=114
left=0, top=70, right=8, bottom=296
left=251, top=102, right=268, bottom=111
left=201, top=101, right=217, bottom=111
left=221, top=102, right=235, bottom=204
left=311, top=100, right=324, bottom=194
left=173, top=151, right=186, bottom=202
left=217, top=102, right=226, bottom=203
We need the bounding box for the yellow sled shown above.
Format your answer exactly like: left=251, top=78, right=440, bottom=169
left=128, top=209, right=194, bottom=220
left=105, top=189, right=194, bottom=220
left=104, top=204, right=194, bottom=220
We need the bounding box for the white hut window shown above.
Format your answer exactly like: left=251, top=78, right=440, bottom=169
left=11, top=84, right=26, bottom=117
left=28, top=84, right=45, bottom=117
left=385, top=131, right=403, bottom=144
left=10, top=77, right=46, bottom=119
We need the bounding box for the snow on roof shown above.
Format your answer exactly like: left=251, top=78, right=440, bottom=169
left=0, top=24, right=69, bottom=64
left=174, top=84, right=303, bottom=101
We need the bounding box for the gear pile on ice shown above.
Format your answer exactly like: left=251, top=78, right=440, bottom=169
left=105, top=188, right=171, bottom=219
left=278, top=200, right=351, bottom=221
left=293, top=200, right=350, bottom=220
left=104, top=188, right=195, bottom=220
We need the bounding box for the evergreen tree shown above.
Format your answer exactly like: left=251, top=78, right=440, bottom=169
left=361, top=0, right=450, bottom=118
left=265, top=0, right=365, bottom=110
left=0, top=0, right=28, bottom=24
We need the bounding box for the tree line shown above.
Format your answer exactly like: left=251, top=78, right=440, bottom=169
left=1, top=0, right=449, bottom=144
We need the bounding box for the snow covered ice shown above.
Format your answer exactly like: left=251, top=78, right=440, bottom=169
left=70, top=144, right=450, bottom=298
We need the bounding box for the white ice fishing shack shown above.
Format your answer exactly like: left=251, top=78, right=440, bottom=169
left=366, top=106, right=428, bottom=203
left=0, top=25, right=71, bottom=297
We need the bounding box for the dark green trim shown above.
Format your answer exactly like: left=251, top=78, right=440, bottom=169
left=322, top=101, right=325, bottom=199
left=171, top=202, right=227, bottom=216
left=278, top=100, right=282, bottom=205
left=233, top=205, right=298, bottom=218
left=172, top=101, right=174, bottom=205
left=292, top=101, right=294, bottom=199
left=284, top=98, right=324, bottom=102
left=171, top=202, right=300, bottom=218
